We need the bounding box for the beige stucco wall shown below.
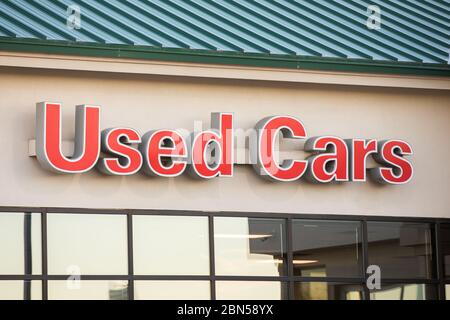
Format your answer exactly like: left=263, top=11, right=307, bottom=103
left=0, top=66, right=449, bottom=218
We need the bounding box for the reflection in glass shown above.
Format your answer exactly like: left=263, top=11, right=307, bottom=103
left=370, top=284, right=437, bottom=300
left=47, top=214, right=128, bottom=275
left=134, top=281, right=210, bottom=300
left=292, top=220, right=361, bottom=278
left=294, top=282, right=363, bottom=300
left=216, top=281, right=287, bottom=300
left=48, top=280, right=128, bottom=300
left=214, top=217, right=286, bottom=276
left=133, top=216, right=209, bottom=275
left=0, top=212, right=41, bottom=275
left=367, top=222, right=434, bottom=279
left=0, top=281, right=42, bottom=300
left=441, top=224, right=450, bottom=278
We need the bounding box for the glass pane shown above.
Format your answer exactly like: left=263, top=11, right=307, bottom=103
left=446, top=284, right=450, bottom=300
left=47, top=214, right=128, bottom=275
left=216, top=281, right=287, bottom=300
left=441, top=224, right=450, bottom=278
left=48, top=280, right=129, bottom=300
left=134, top=281, right=210, bottom=300
left=0, top=212, right=41, bottom=274
left=214, top=217, right=286, bottom=276
left=294, top=282, right=363, bottom=300
left=133, top=216, right=209, bottom=275
left=369, top=284, right=437, bottom=300
left=367, top=222, right=434, bottom=279
left=292, top=220, right=361, bottom=278
left=0, top=281, right=42, bottom=300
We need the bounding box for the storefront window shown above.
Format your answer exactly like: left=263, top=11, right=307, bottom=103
left=367, top=222, right=434, bottom=279
left=0, top=212, right=41, bottom=275
left=216, top=281, right=287, bottom=300
left=294, top=282, right=363, bottom=300
left=133, top=216, right=209, bottom=275
left=47, top=214, right=128, bottom=275
left=134, top=281, right=210, bottom=300
left=0, top=281, right=42, bottom=300
left=0, top=208, right=448, bottom=300
left=292, top=220, right=361, bottom=278
left=440, top=224, right=450, bottom=278
left=369, top=284, right=437, bottom=300
left=48, top=280, right=128, bottom=300
left=214, top=217, right=286, bottom=276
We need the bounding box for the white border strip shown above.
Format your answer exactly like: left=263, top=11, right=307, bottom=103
left=0, top=51, right=449, bottom=90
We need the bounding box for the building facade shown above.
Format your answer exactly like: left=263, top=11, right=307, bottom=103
left=0, top=0, right=449, bottom=300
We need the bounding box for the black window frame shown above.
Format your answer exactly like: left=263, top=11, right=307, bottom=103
left=0, top=206, right=448, bottom=300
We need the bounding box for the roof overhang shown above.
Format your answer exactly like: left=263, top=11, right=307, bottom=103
left=1, top=40, right=449, bottom=91
left=0, top=38, right=449, bottom=79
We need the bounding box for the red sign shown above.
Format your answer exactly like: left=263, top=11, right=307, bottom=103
left=35, top=102, right=413, bottom=184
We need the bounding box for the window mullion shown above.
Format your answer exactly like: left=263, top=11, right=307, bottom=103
left=286, top=217, right=293, bottom=300
left=208, top=214, right=216, bottom=300
left=127, top=211, right=134, bottom=300
left=361, top=220, right=370, bottom=300
left=41, top=209, right=48, bottom=300
left=435, top=222, right=445, bottom=300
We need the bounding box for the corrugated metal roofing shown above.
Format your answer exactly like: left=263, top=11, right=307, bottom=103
left=0, top=0, right=449, bottom=64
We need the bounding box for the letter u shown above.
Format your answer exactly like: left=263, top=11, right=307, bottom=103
left=35, top=102, right=100, bottom=173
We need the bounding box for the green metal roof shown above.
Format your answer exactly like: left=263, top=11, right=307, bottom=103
left=0, top=0, right=449, bottom=76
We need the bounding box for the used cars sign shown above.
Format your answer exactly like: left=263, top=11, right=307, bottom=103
left=35, top=102, right=413, bottom=184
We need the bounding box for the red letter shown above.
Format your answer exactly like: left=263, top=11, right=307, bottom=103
left=253, top=116, right=307, bottom=181
left=348, top=139, right=377, bottom=182
left=98, top=128, right=142, bottom=175
left=188, top=113, right=233, bottom=179
left=305, top=136, right=349, bottom=183
left=35, top=102, right=100, bottom=173
left=370, top=140, right=413, bottom=184
left=141, top=129, right=187, bottom=177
